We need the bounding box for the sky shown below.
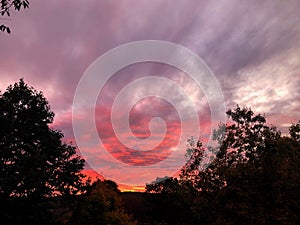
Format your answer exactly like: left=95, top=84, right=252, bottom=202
left=0, top=0, right=299, bottom=190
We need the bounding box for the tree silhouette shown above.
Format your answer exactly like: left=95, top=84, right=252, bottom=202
left=71, top=179, right=137, bottom=225
left=145, top=106, right=300, bottom=224
left=290, top=120, right=300, bottom=142
left=0, top=79, right=85, bottom=199
left=1, top=0, right=30, bottom=33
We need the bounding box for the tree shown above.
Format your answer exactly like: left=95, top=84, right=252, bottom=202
left=146, top=177, right=195, bottom=225
left=145, top=106, right=300, bottom=224
left=1, top=0, right=30, bottom=33
left=71, top=179, right=137, bottom=225
left=290, top=120, right=300, bottom=142
left=0, top=79, right=85, bottom=199
left=182, top=106, right=300, bottom=224
left=179, top=106, right=279, bottom=190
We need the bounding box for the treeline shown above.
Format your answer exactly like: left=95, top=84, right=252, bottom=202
left=1, top=180, right=136, bottom=225
left=1, top=80, right=299, bottom=224
left=127, top=106, right=300, bottom=225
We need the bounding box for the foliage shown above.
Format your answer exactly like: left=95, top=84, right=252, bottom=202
left=146, top=176, right=181, bottom=194
left=0, top=79, right=85, bottom=199
left=145, top=106, right=300, bottom=225
left=290, top=120, right=300, bottom=142
left=71, top=179, right=137, bottom=225
left=0, top=79, right=139, bottom=224
left=179, top=137, right=205, bottom=187
left=0, top=197, right=55, bottom=225
left=0, top=0, right=30, bottom=33
left=1, top=78, right=299, bottom=224
left=146, top=177, right=195, bottom=225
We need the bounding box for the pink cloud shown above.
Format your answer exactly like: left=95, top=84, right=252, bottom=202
left=1, top=0, right=299, bottom=187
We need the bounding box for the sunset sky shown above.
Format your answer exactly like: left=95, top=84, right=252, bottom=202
left=0, top=0, right=299, bottom=190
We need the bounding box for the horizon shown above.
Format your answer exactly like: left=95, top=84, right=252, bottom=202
left=1, top=0, right=299, bottom=191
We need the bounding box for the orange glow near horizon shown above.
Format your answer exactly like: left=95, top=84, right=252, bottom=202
left=118, top=184, right=146, bottom=192
left=1, top=0, right=299, bottom=190
left=81, top=169, right=146, bottom=192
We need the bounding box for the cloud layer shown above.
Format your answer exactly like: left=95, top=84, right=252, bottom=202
left=0, top=0, right=299, bottom=188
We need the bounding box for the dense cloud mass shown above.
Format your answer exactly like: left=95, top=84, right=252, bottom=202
left=0, top=0, right=299, bottom=186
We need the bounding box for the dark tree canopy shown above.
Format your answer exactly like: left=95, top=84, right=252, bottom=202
left=1, top=0, right=30, bottom=33
left=0, top=79, right=85, bottom=199
left=290, top=120, right=300, bottom=142
left=71, top=179, right=137, bottom=225
left=146, top=106, right=300, bottom=224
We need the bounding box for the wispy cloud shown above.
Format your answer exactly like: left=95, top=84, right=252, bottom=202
left=0, top=0, right=299, bottom=187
